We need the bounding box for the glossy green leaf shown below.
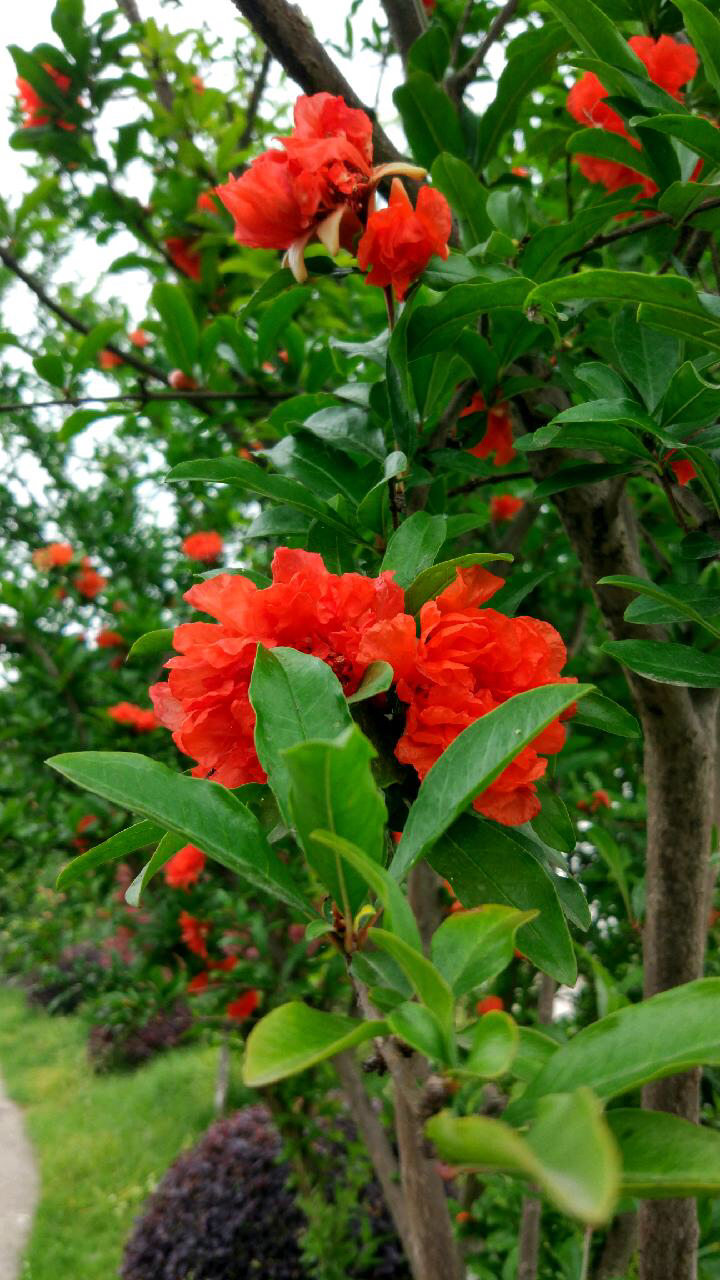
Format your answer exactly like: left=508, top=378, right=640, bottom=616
left=56, top=819, right=162, bottom=889
left=664, top=0, right=720, bottom=94
left=311, top=831, right=421, bottom=951
left=544, top=0, right=644, bottom=73
left=404, top=552, right=512, bottom=614
left=125, top=830, right=186, bottom=906
left=34, top=353, right=66, bottom=388
left=475, top=24, right=566, bottom=168
left=431, top=154, right=492, bottom=246
left=427, top=1088, right=620, bottom=1224
left=243, top=1003, right=387, bottom=1086
left=590, top=825, right=633, bottom=920
left=369, top=928, right=455, bottom=1044
left=432, top=904, right=536, bottom=996
left=152, top=282, right=199, bottom=373
left=685, top=445, right=720, bottom=519
left=508, top=978, right=720, bottom=1122
left=428, top=816, right=577, bottom=985
left=513, top=1026, right=560, bottom=1083
left=611, top=312, right=681, bottom=411
left=598, top=574, right=720, bottom=641
left=257, top=286, right=312, bottom=364
left=237, top=268, right=295, bottom=324
left=71, top=318, right=123, bottom=375
left=603, top=639, right=720, bottom=687
left=572, top=691, right=641, bottom=738
left=300, top=405, right=384, bottom=460
left=527, top=270, right=702, bottom=312
left=566, top=128, right=654, bottom=178
left=624, top=583, right=720, bottom=628
left=48, top=751, right=310, bottom=915
left=167, top=457, right=360, bottom=539
left=632, top=114, right=720, bottom=169
left=531, top=788, right=576, bottom=853
left=533, top=462, right=632, bottom=499
left=393, top=71, right=464, bottom=168
left=465, top=1011, right=519, bottom=1078
left=388, top=1001, right=450, bottom=1063
left=392, top=683, right=593, bottom=881
left=127, top=628, right=174, bottom=661
left=347, top=661, right=394, bottom=704
left=609, top=1109, right=720, bottom=1197
left=381, top=512, right=447, bottom=587
left=249, top=646, right=352, bottom=824
left=408, top=279, right=534, bottom=360
left=407, top=26, right=450, bottom=79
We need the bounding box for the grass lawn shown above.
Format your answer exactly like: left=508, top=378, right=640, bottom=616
left=0, top=987, right=250, bottom=1280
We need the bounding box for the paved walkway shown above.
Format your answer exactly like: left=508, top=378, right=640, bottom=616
left=0, top=1074, right=38, bottom=1280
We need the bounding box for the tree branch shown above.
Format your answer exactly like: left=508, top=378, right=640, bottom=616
left=333, top=1051, right=408, bottom=1247
left=0, top=390, right=285, bottom=413
left=238, top=48, right=272, bottom=149
left=561, top=196, right=720, bottom=263
left=445, top=0, right=520, bottom=101
left=379, top=0, right=427, bottom=67
left=227, top=0, right=411, bottom=169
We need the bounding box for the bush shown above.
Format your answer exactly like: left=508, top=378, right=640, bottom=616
left=121, top=1105, right=409, bottom=1280
left=87, top=1001, right=192, bottom=1073
left=24, top=942, right=108, bottom=1014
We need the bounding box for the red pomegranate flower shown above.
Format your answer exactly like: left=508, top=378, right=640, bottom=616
left=165, top=236, right=202, bottom=280
left=181, top=531, right=223, bottom=561
left=32, top=542, right=74, bottom=569
left=129, top=328, right=150, bottom=347
left=216, top=92, right=425, bottom=283
left=107, top=701, right=158, bottom=731
left=187, top=971, right=210, bottom=993
left=149, top=548, right=408, bottom=787
left=17, top=63, right=75, bottom=130
left=356, top=178, right=452, bottom=299
left=196, top=192, right=218, bottom=214
left=227, top=990, right=259, bottom=1020
left=99, top=349, right=123, bottom=370
left=476, top=995, right=504, bottom=1015
left=461, top=393, right=516, bottom=466
left=491, top=494, right=524, bottom=523
left=666, top=452, right=697, bottom=485
left=180, top=910, right=210, bottom=958
left=567, top=36, right=699, bottom=197
left=97, top=628, right=124, bottom=648
left=74, top=563, right=107, bottom=599
left=164, top=843, right=207, bottom=889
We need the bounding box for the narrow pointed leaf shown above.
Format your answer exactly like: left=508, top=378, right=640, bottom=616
left=311, top=831, right=421, bottom=951
left=56, top=819, right=163, bottom=889
left=608, top=1109, right=720, bottom=1197
left=125, top=831, right=186, bottom=906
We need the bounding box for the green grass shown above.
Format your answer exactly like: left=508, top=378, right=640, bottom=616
left=0, top=988, right=249, bottom=1280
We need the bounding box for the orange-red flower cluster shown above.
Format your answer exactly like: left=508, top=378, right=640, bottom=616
left=179, top=910, right=210, bottom=958
left=129, top=328, right=150, bottom=347
left=32, top=541, right=74, bottom=569
left=165, top=236, right=202, bottom=280
left=578, top=788, right=611, bottom=813
left=74, top=562, right=107, bottom=599
left=164, top=843, right=206, bottom=889
left=461, top=393, right=516, bottom=466
left=107, top=701, right=158, bottom=731
left=150, top=550, right=572, bottom=826
left=227, top=990, right=259, bottom=1021
left=491, top=494, right=524, bottom=523
left=357, top=179, right=451, bottom=300
left=196, top=192, right=218, bottom=214
left=567, top=36, right=698, bottom=197
left=361, top=566, right=574, bottom=825
left=216, top=92, right=425, bottom=284
left=16, top=64, right=75, bottom=130
left=181, top=530, right=223, bottom=561
left=666, top=452, right=697, bottom=485
left=99, top=349, right=123, bottom=370
left=97, top=628, right=125, bottom=648
left=476, top=995, right=504, bottom=1015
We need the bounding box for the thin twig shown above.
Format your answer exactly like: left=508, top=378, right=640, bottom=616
left=561, top=195, right=720, bottom=263
left=238, top=48, right=272, bottom=149
left=0, top=390, right=283, bottom=413
left=379, top=0, right=427, bottom=66
left=450, top=0, right=474, bottom=69
left=446, top=0, right=520, bottom=101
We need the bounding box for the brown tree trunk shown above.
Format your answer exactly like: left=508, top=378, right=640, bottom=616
left=379, top=0, right=426, bottom=66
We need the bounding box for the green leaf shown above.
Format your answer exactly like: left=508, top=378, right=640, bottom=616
left=407, top=26, right=451, bottom=79
left=381, top=512, right=447, bottom=587
left=638, top=302, right=720, bottom=357
left=300, top=405, right=384, bottom=460
left=388, top=1002, right=449, bottom=1062
left=475, top=24, right=567, bottom=168
left=237, top=268, right=295, bottom=324
left=685, top=445, right=720, bottom=519
left=387, top=296, right=419, bottom=459
left=347, top=661, right=394, bottom=704
left=487, top=189, right=528, bottom=241
left=428, top=816, right=577, bottom=985
left=243, top=1003, right=387, bottom=1086
left=167, top=457, right=360, bottom=539
left=152, top=282, right=199, bottom=373
left=660, top=361, right=720, bottom=429
left=491, top=569, right=551, bottom=618
left=431, top=154, right=492, bottom=247
left=590, top=825, right=633, bottom=920
left=127, top=628, right=174, bottom=661
left=603, top=639, right=720, bottom=687
left=527, top=270, right=701, bottom=312
left=257, top=286, right=312, bottom=365
left=609, top=1109, right=720, bottom=1197
left=393, top=71, right=464, bottom=168
left=598, top=574, right=720, bottom=641
left=427, top=1089, right=620, bottom=1224
left=572, top=691, right=641, bottom=738
left=624, top=583, right=720, bottom=627
left=71, top=318, right=123, bottom=375
left=311, top=831, right=421, bottom=951
left=249, top=646, right=352, bottom=823
left=33, top=354, right=66, bottom=388
left=56, top=819, right=162, bottom=889
left=508, top=978, right=720, bottom=1121
left=465, top=1011, right=519, bottom=1078
left=47, top=751, right=310, bottom=915
left=285, top=726, right=387, bottom=913
left=392, top=683, right=592, bottom=881
left=611, top=312, right=681, bottom=411
left=633, top=113, right=720, bottom=169
left=531, top=789, right=576, bottom=853
left=125, top=830, right=186, bottom=906
left=518, top=420, right=651, bottom=460
left=544, top=0, right=644, bottom=72
left=431, top=904, right=537, bottom=996
left=369, top=927, right=455, bottom=1051
left=667, top=0, right=720, bottom=97
left=408, top=279, right=534, bottom=360
left=566, top=128, right=654, bottom=179
left=513, top=1026, right=559, bottom=1083
left=404, top=552, right=512, bottom=614
left=533, top=462, right=632, bottom=499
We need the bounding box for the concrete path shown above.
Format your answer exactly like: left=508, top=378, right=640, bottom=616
left=0, top=1074, right=38, bottom=1280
